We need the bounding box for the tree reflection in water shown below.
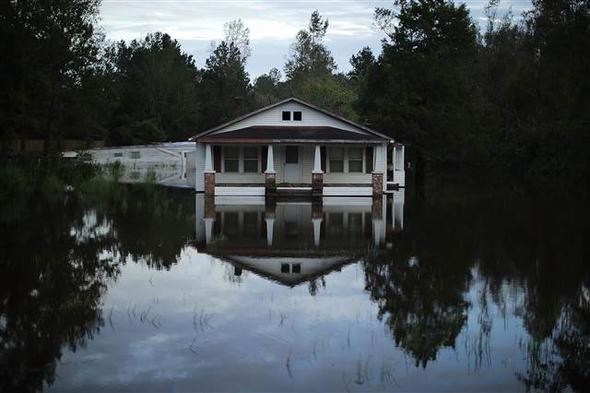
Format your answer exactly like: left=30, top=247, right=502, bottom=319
left=0, top=178, right=588, bottom=392
left=0, top=184, right=195, bottom=392
left=363, top=184, right=589, bottom=390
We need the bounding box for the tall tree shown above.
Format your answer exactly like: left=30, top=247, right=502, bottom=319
left=198, top=41, right=252, bottom=130
left=358, top=0, right=481, bottom=183
left=284, top=10, right=336, bottom=81
left=283, top=11, right=355, bottom=116
left=106, top=32, right=201, bottom=145
left=0, top=0, right=103, bottom=152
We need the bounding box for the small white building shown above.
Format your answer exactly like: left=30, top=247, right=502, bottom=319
left=80, top=142, right=196, bottom=188
left=191, top=97, right=405, bottom=197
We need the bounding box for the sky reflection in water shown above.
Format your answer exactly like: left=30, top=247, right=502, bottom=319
left=1, top=175, right=588, bottom=392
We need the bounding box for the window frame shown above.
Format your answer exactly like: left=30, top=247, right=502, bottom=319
left=282, top=111, right=291, bottom=121
left=222, top=146, right=240, bottom=173
left=243, top=146, right=260, bottom=173
left=327, top=146, right=366, bottom=174
left=293, top=111, right=302, bottom=121
left=348, top=147, right=364, bottom=173
left=328, top=147, right=345, bottom=173
left=222, top=146, right=260, bottom=173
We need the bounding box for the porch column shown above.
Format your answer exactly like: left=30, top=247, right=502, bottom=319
left=204, top=144, right=215, bottom=196
left=265, top=144, right=276, bottom=197
left=372, top=145, right=385, bottom=198
left=312, top=145, right=323, bottom=197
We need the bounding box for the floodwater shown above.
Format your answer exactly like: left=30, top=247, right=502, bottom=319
left=1, top=174, right=589, bottom=392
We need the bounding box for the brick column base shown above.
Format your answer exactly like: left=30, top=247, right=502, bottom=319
left=204, top=172, right=215, bottom=196
left=265, top=172, right=276, bottom=197
left=372, top=172, right=383, bottom=198
left=312, top=172, right=323, bottom=197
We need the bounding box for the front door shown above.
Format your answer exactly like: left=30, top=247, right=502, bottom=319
left=283, top=146, right=300, bottom=184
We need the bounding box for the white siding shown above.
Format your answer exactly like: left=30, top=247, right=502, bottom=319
left=323, top=187, right=372, bottom=196
left=210, top=102, right=371, bottom=136
left=216, top=173, right=265, bottom=184
left=214, top=186, right=265, bottom=196
left=323, top=173, right=372, bottom=184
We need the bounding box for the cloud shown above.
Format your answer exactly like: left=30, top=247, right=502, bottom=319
left=99, top=0, right=532, bottom=77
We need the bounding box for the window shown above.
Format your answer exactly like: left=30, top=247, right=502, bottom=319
left=224, top=147, right=239, bottom=172
left=114, top=152, right=123, bottom=158
left=329, top=147, right=344, bottom=173
left=243, top=147, right=259, bottom=173
left=282, top=111, right=291, bottom=121
left=130, top=151, right=140, bottom=159
left=293, top=111, right=302, bottom=121
left=292, top=263, right=301, bottom=273
left=281, top=263, right=290, bottom=273
left=348, top=148, right=363, bottom=173
left=285, top=146, right=298, bottom=164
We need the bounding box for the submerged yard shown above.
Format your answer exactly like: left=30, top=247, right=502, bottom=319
left=1, top=169, right=588, bottom=392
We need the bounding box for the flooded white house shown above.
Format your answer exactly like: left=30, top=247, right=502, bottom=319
left=191, top=97, right=405, bottom=196
left=81, top=97, right=405, bottom=195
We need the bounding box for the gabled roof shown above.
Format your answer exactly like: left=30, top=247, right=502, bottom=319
left=189, top=97, right=392, bottom=142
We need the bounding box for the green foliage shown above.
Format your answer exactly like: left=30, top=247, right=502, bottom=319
left=361, top=0, right=481, bottom=166
left=0, top=0, right=104, bottom=144
left=105, top=32, right=201, bottom=144
left=198, top=41, right=253, bottom=130
left=298, top=75, right=358, bottom=119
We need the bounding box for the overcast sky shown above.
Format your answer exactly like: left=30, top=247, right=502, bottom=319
left=99, top=0, right=533, bottom=79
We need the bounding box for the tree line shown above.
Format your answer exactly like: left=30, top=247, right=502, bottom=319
left=1, top=0, right=588, bottom=190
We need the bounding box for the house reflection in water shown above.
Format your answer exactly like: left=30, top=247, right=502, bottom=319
left=193, top=192, right=404, bottom=287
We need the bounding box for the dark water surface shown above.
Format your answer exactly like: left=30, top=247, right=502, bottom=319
left=1, top=181, right=589, bottom=392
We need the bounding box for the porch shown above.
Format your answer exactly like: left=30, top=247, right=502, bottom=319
left=200, top=142, right=397, bottom=197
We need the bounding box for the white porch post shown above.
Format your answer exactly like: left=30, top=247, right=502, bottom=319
left=204, top=144, right=215, bottom=196
left=313, top=145, right=322, bottom=173
left=205, top=144, right=214, bottom=172
left=312, top=144, right=323, bottom=196
left=265, top=144, right=276, bottom=196
left=265, top=144, right=275, bottom=173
